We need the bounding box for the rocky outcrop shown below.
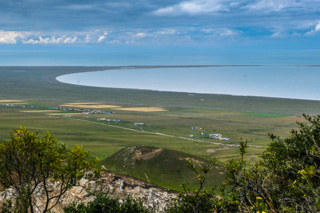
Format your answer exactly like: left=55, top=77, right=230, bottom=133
left=0, top=170, right=177, bottom=212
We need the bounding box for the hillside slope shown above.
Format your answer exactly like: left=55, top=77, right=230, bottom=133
left=101, top=146, right=225, bottom=190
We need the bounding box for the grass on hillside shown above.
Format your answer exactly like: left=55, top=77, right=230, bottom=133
left=101, top=146, right=226, bottom=191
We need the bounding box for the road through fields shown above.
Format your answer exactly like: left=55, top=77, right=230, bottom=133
left=70, top=117, right=265, bottom=149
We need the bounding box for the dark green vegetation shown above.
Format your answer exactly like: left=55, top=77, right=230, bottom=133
left=64, top=193, right=148, bottom=213
left=170, top=115, right=320, bottom=212
left=1, top=114, right=319, bottom=212
left=101, top=146, right=225, bottom=190
left=0, top=66, right=319, bottom=190
left=0, top=127, right=100, bottom=212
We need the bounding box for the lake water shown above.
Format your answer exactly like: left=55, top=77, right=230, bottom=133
left=56, top=66, right=320, bottom=101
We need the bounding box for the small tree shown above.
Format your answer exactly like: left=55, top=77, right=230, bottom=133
left=169, top=158, right=239, bottom=213
left=0, top=126, right=100, bottom=213
left=225, top=114, right=320, bottom=212
left=64, top=192, right=149, bottom=213
left=171, top=114, right=320, bottom=212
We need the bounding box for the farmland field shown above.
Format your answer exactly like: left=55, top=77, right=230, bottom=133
left=0, top=66, right=319, bottom=189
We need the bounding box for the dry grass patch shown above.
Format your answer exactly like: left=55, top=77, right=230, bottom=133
left=46, top=113, right=66, bottom=116
left=115, top=107, right=167, bottom=112
left=60, top=103, right=121, bottom=109
left=141, top=148, right=163, bottom=160
left=59, top=103, right=166, bottom=111
left=179, top=158, right=204, bottom=166
left=0, top=99, right=26, bottom=103
left=206, top=147, right=231, bottom=153
left=46, top=113, right=83, bottom=116
left=22, top=110, right=58, bottom=113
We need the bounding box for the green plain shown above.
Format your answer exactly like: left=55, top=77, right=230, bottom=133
left=0, top=66, right=319, bottom=190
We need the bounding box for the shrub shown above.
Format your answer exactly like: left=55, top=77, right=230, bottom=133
left=0, top=126, right=100, bottom=212
left=171, top=114, right=320, bottom=212
left=64, top=192, right=149, bottom=213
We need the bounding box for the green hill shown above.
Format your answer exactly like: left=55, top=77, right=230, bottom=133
left=101, top=146, right=225, bottom=191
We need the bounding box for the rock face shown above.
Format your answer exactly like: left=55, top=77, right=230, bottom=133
left=0, top=170, right=177, bottom=213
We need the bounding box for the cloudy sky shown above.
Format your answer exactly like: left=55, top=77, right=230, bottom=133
left=0, top=0, right=320, bottom=65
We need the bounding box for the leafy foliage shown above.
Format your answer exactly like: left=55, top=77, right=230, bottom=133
left=64, top=192, right=149, bottom=213
left=169, top=156, right=239, bottom=212
left=169, top=158, right=218, bottom=213
left=224, top=115, right=320, bottom=212
left=171, top=114, right=320, bottom=212
left=0, top=126, right=101, bottom=212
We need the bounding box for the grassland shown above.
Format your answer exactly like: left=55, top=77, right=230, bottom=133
left=1, top=66, right=320, bottom=115
left=0, top=66, right=319, bottom=189
left=101, top=146, right=226, bottom=190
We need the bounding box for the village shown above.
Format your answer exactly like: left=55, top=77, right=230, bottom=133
left=190, top=127, right=230, bottom=141
left=48, top=106, right=115, bottom=115
left=49, top=107, right=149, bottom=127
left=0, top=103, right=35, bottom=108
left=1, top=103, right=230, bottom=143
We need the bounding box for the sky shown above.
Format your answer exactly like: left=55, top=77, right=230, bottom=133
left=0, top=0, right=320, bottom=65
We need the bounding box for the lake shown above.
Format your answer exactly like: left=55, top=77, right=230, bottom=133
left=56, top=66, right=320, bottom=101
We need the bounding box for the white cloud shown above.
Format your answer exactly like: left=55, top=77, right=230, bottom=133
left=98, top=36, right=106, bottom=43
left=0, top=27, right=241, bottom=45
left=305, top=22, right=320, bottom=35
left=247, top=0, right=300, bottom=12
left=125, top=40, right=134, bottom=44
left=219, top=29, right=237, bottom=36
left=155, top=7, right=175, bottom=15
left=0, top=30, right=119, bottom=45
left=84, top=35, right=92, bottom=43
left=22, top=36, right=78, bottom=44
left=154, top=0, right=228, bottom=16
left=201, top=28, right=238, bottom=37
left=270, top=32, right=286, bottom=38
left=63, top=37, right=78, bottom=43
left=156, top=29, right=177, bottom=35
left=134, top=32, right=147, bottom=38
left=0, top=30, right=25, bottom=44
left=62, top=4, right=95, bottom=10
left=107, top=40, right=121, bottom=44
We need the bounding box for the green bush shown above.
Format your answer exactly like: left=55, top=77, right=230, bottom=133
left=171, top=114, right=320, bottom=212
left=0, top=126, right=100, bottom=212
left=224, top=114, right=320, bottom=212
left=64, top=193, right=149, bottom=213
left=169, top=158, right=238, bottom=213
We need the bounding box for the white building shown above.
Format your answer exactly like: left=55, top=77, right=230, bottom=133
left=209, top=134, right=223, bottom=139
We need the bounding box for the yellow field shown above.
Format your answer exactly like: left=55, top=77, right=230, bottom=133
left=59, top=103, right=167, bottom=112
left=22, top=110, right=58, bottom=113
left=60, top=103, right=121, bottom=109
left=46, top=113, right=83, bottom=116
left=0, top=99, right=26, bottom=103
left=115, top=107, right=167, bottom=112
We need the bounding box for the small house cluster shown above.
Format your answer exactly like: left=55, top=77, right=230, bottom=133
left=48, top=107, right=115, bottom=115
left=209, top=134, right=230, bottom=141
left=1, top=104, right=34, bottom=108
left=97, top=118, right=121, bottom=122
left=190, top=127, right=230, bottom=141
left=192, top=127, right=203, bottom=130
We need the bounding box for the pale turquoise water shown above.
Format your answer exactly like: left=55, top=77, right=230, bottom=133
left=56, top=66, right=320, bottom=100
